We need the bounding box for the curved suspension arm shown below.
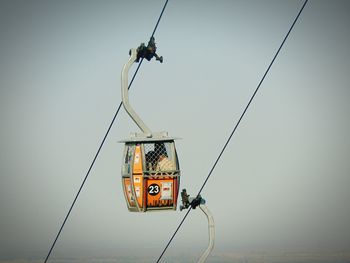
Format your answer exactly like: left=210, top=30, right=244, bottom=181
left=197, top=204, right=215, bottom=263
left=121, top=48, right=152, bottom=136
left=179, top=190, right=215, bottom=262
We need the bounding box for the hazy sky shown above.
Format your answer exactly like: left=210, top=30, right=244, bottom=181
left=1, top=0, right=350, bottom=261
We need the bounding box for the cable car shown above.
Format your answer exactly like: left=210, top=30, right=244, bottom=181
left=120, top=38, right=180, bottom=212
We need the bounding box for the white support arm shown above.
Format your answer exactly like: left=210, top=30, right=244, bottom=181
left=197, top=204, right=215, bottom=263
left=121, top=48, right=152, bottom=136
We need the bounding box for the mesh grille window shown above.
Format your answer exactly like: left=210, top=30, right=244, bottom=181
left=144, top=142, right=176, bottom=173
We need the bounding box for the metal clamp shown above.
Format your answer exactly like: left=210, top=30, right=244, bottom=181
left=135, top=36, right=163, bottom=63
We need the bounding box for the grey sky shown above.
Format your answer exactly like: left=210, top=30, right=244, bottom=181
left=1, top=0, right=350, bottom=261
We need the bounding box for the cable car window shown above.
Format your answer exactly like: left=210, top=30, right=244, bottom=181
left=144, top=142, right=176, bottom=173
left=122, top=144, right=134, bottom=176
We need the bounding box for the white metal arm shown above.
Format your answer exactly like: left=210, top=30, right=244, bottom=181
left=121, top=48, right=152, bottom=136
left=197, top=204, right=215, bottom=263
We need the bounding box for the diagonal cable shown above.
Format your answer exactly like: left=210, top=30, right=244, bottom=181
left=44, top=1, right=169, bottom=262
left=155, top=0, right=309, bottom=262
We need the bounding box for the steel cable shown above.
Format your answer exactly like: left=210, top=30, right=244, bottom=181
left=155, top=0, right=309, bottom=262
left=44, top=1, right=169, bottom=262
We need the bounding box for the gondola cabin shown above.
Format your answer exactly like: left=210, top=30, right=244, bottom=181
left=120, top=133, right=180, bottom=212
left=120, top=42, right=180, bottom=212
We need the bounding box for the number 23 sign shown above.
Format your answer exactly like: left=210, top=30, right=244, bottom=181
left=148, top=184, right=160, bottom=196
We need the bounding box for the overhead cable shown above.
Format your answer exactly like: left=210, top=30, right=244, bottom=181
left=44, top=1, right=169, bottom=262
left=155, top=0, right=309, bottom=262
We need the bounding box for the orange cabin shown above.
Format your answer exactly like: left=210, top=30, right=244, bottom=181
left=121, top=138, right=180, bottom=212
